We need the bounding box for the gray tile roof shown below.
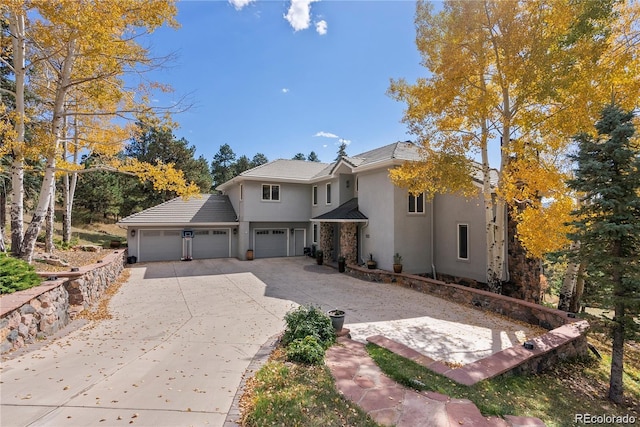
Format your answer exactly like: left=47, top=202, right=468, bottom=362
left=350, top=141, right=421, bottom=166
left=312, top=198, right=368, bottom=221
left=240, top=159, right=330, bottom=180
left=118, top=194, right=237, bottom=225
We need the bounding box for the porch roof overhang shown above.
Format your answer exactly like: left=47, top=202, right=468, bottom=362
left=310, top=198, right=368, bottom=223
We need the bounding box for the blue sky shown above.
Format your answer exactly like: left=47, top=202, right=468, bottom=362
left=143, top=0, right=428, bottom=164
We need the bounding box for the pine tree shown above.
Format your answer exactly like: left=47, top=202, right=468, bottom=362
left=335, top=143, right=347, bottom=161
left=292, top=153, right=306, bottom=160
left=567, top=104, right=640, bottom=404
left=308, top=151, right=320, bottom=162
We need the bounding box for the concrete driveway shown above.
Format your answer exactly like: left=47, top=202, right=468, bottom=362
left=1, top=257, right=540, bottom=427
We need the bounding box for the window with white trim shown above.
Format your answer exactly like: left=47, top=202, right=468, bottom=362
left=326, top=183, right=332, bottom=204
left=262, top=184, right=280, bottom=201
left=313, top=224, right=318, bottom=243
left=312, top=185, right=318, bottom=206
left=457, top=224, right=469, bottom=260
left=408, top=192, right=425, bottom=213
left=240, top=184, right=243, bottom=201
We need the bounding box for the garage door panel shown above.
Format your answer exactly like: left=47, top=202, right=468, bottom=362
left=140, top=230, right=182, bottom=262
left=255, top=229, right=287, bottom=258
left=193, top=229, right=230, bottom=259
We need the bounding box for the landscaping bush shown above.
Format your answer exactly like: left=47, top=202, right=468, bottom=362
left=286, top=335, right=326, bottom=365
left=0, top=253, right=42, bottom=294
left=281, top=304, right=336, bottom=349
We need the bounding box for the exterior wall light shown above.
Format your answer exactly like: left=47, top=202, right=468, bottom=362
left=130, top=229, right=136, bottom=237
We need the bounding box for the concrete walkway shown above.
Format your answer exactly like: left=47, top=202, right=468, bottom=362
left=2, top=257, right=543, bottom=426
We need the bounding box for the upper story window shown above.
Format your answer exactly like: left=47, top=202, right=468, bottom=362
left=240, top=184, right=243, bottom=201
left=326, top=183, right=332, bottom=204
left=408, top=192, right=424, bottom=213
left=262, top=184, right=280, bottom=201
left=312, top=186, right=318, bottom=206
left=458, top=224, right=469, bottom=260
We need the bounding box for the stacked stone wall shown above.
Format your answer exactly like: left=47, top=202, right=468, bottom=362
left=339, top=223, right=358, bottom=265
left=345, top=264, right=588, bottom=379
left=0, top=250, right=126, bottom=353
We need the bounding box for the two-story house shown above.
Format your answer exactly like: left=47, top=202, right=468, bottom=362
left=119, top=141, right=503, bottom=284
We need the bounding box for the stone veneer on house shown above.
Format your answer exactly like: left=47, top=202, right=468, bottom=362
left=0, top=249, right=126, bottom=353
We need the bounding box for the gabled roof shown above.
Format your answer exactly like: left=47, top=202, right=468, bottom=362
left=349, top=141, right=421, bottom=167
left=216, top=140, right=499, bottom=189
left=117, top=194, right=238, bottom=226
left=217, top=159, right=330, bottom=190
left=311, top=198, right=368, bottom=222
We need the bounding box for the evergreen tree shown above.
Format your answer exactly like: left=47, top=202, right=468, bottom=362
left=123, top=122, right=211, bottom=212
left=567, top=104, right=640, bottom=404
left=292, top=153, right=306, bottom=160
left=211, top=144, right=236, bottom=189
left=74, top=156, right=123, bottom=222
left=307, top=151, right=320, bottom=162
left=250, top=153, right=268, bottom=168
left=335, top=142, right=348, bottom=161
left=233, top=155, right=252, bottom=176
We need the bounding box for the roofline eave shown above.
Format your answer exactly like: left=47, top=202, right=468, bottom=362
left=117, top=222, right=240, bottom=228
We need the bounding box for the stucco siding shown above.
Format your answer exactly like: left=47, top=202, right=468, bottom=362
left=433, top=192, right=487, bottom=283
left=358, top=169, right=394, bottom=267
left=241, top=181, right=311, bottom=222
left=311, top=178, right=338, bottom=218
left=393, top=186, right=431, bottom=274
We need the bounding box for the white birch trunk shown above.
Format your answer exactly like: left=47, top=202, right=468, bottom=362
left=8, top=12, right=26, bottom=256
left=558, top=242, right=582, bottom=312
left=45, top=181, right=55, bottom=253
left=20, top=39, right=76, bottom=261
left=62, top=119, right=78, bottom=244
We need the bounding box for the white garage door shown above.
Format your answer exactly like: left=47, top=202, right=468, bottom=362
left=139, top=230, right=182, bottom=262
left=254, top=229, right=287, bottom=258
left=192, top=229, right=230, bottom=259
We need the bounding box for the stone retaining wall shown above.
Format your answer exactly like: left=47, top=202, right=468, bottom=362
left=346, top=264, right=589, bottom=381
left=0, top=250, right=126, bottom=354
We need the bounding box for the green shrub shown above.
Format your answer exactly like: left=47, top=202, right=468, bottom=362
left=286, top=335, right=325, bottom=365
left=282, top=304, right=336, bottom=349
left=0, top=253, right=42, bottom=294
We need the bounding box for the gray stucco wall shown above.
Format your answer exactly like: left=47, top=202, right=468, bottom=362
left=433, top=191, right=487, bottom=283
left=311, top=178, right=338, bottom=218
left=358, top=169, right=394, bottom=268
left=393, top=186, right=432, bottom=274
left=241, top=181, right=311, bottom=222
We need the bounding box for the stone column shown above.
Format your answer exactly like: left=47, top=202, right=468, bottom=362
left=339, top=223, right=358, bottom=265
left=320, top=222, right=333, bottom=262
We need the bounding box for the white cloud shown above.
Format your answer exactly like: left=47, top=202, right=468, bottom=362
left=315, top=20, right=327, bottom=35
left=282, top=88, right=290, bottom=93
left=284, top=0, right=318, bottom=32
left=338, top=138, right=351, bottom=145
left=323, top=144, right=328, bottom=148
left=314, top=131, right=338, bottom=138
left=229, top=0, right=255, bottom=10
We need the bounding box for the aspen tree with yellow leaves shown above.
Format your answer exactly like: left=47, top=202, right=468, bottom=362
left=389, top=0, right=640, bottom=295
left=1, top=0, right=198, bottom=261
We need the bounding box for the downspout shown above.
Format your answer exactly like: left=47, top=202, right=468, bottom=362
left=430, top=197, right=436, bottom=280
